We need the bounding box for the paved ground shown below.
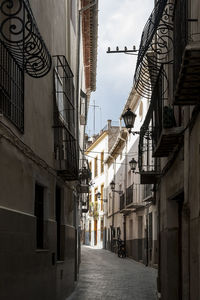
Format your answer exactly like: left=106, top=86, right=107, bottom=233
left=67, top=246, right=157, bottom=300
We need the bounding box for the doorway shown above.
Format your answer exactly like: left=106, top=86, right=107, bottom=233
left=94, top=220, right=97, bottom=245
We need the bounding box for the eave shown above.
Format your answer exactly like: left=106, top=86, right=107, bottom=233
left=82, top=0, right=98, bottom=93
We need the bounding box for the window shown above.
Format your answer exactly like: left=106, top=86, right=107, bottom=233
left=94, top=187, right=98, bottom=202
left=89, top=161, right=92, bottom=178
left=100, top=184, right=104, bottom=211
left=109, top=192, right=112, bottom=214
left=89, top=191, right=92, bottom=214
left=35, top=184, right=44, bottom=249
left=53, top=56, right=78, bottom=181
left=80, top=90, right=87, bottom=125
left=101, top=219, right=104, bottom=241
left=53, top=56, right=75, bottom=134
left=0, top=41, right=24, bottom=132
left=101, top=151, right=104, bottom=173
left=94, top=156, right=98, bottom=177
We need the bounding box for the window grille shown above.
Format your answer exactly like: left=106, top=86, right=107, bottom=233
left=53, top=55, right=75, bottom=136
left=0, top=40, right=24, bottom=131
left=53, top=55, right=78, bottom=181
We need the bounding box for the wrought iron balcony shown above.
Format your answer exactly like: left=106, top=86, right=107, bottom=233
left=134, top=0, right=174, bottom=98
left=0, top=0, right=51, bottom=78
left=138, top=66, right=183, bottom=162
left=125, top=184, right=149, bottom=209
left=152, top=69, right=184, bottom=157
left=0, top=40, right=24, bottom=131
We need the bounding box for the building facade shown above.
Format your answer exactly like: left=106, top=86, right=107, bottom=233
left=105, top=88, right=158, bottom=267
left=133, top=0, right=200, bottom=299
left=0, top=1, right=98, bottom=299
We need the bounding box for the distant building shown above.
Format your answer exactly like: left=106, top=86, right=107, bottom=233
left=83, top=120, right=120, bottom=248
left=105, top=88, right=157, bottom=266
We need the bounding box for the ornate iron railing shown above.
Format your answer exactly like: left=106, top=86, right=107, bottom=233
left=126, top=184, right=152, bottom=205
left=173, top=0, right=187, bottom=92
left=0, top=40, right=24, bottom=131
left=0, top=0, right=52, bottom=77
left=134, top=0, right=174, bottom=98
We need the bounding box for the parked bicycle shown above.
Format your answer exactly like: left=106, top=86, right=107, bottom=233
left=117, top=238, right=126, bottom=258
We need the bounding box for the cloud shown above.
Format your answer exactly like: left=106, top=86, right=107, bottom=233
left=86, top=0, right=153, bottom=135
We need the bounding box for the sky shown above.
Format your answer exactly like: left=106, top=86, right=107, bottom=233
left=86, top=0, right=153, bottom=136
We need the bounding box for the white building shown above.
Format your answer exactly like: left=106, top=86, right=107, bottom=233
left=104, top=88, right=158, bottom=266
left=84, top=121, right=120, bottom=248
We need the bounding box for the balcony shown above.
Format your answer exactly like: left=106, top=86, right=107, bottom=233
left=134, top=0, right=174, bottom=98
left=53, top=56, right=78, bottom=181
left=151, top=67, right=183, bottom=157
left=174, top=43, right=200, bottom=105
left=125, top=184, right=148, bottom=210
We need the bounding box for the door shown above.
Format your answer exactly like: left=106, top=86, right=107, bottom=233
left=94, top=220, right=97, bottom=245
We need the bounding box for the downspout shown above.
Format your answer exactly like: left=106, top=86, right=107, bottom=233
left=119, top=134, right=128, bottom=250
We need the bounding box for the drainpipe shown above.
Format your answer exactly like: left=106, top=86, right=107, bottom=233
left=119, top=134, right=127, bottom=250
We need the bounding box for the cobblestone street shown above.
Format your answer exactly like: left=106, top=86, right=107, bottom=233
left=67, top=246, right=157, bottom=300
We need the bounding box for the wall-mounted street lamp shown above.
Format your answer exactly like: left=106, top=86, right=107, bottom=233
left=97, top=192, right=107, bottom=203
left=122, top=107, right=141, bottom=135
left=129, top=158, right=137, bottom=172
left=110, top=180, right=123, bottom=195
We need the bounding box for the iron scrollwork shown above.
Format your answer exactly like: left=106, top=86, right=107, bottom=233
left=0, top=0, right=52, bottom=78
left=134, top=0, right=174, bottom=98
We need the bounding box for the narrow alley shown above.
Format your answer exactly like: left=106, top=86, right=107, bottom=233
left=67, top=246, right=157, bottom=300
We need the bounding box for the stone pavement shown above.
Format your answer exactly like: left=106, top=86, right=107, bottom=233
left=66, top=246, right=157, bottom=300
